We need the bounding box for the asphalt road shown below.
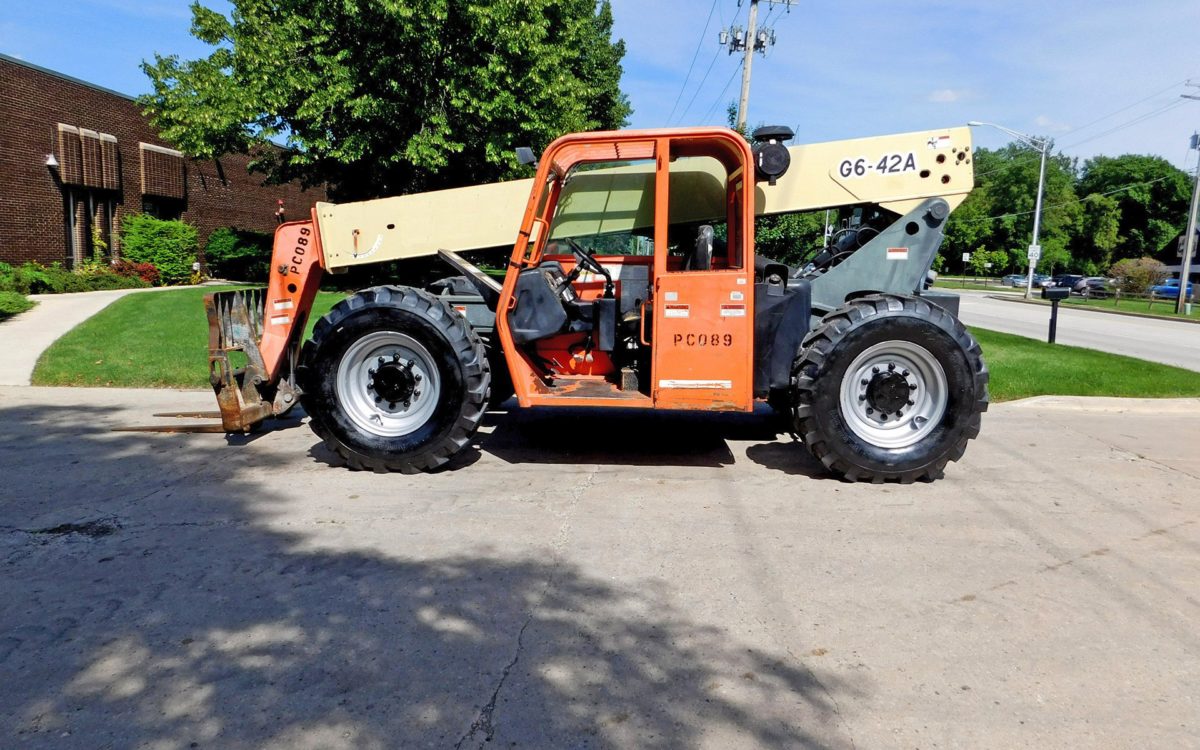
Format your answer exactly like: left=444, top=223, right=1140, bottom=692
left=2, top=385, right=1198, bottom=749
left=954, top=289, right=1200, bottom=371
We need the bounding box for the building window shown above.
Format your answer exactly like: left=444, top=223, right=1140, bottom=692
left=141, top=196, right=185, bottom=221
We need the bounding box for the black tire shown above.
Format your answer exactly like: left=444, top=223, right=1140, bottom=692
left=297, top=285, right=490, bottom=473
left=791, top=294, right=988, bottom=483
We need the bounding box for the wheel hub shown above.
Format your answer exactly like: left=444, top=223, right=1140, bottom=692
left=336, top=333, right=441, bottom=438
left=369, top=355, right=420, bottom=406
left=865, top=369, right=911, bottom=415
left=839, top=341, right=948, bottom=449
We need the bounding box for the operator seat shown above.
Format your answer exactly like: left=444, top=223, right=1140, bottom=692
left=685, top=225, right=714, bottom=271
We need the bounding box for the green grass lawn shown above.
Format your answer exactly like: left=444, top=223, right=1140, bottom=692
left=31, top=287, right=1200, bottom=401
left=933, top=280, right=1019, bottom=294
left=1055, top=295, right=1200, bottom=320
left=969, top=327, right=1200, bottom=401
left=32, top=287, right=344, bottom=388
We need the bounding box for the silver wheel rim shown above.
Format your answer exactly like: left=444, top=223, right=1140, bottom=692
left=838, top=340, right=947, bottom=449
left=335, top=332, right=442, bottom=438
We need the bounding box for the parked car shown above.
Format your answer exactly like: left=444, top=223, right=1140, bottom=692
left=1001, top=274, right=1025, bottom=287
left=1049, top=274, right=1087, bottom=294
left=1032, top=273, right=1053, bottom=288
left=1079, top=277, right=1111, bottom=298
left=1150, top=279, right=1195, bottom=299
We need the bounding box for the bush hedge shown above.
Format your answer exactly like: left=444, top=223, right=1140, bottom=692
left=0, top=290, right=34, bottom=320
left=120, top=214, right=198, bottom=284
left=0, top=261, right=149, bottom=295
left=205, top=226, right=273, bottom=281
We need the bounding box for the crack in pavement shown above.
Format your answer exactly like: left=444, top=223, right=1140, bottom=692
left=454, top=467, right=596, bottom=750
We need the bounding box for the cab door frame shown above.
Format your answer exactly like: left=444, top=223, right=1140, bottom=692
left=649, top=132, right=757, bottom=411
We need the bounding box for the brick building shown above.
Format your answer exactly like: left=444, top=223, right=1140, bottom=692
left=0, top=53, right=324, bottom=268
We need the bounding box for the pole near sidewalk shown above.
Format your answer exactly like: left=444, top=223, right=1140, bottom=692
left=1177, top=132, right=1199, bottom=315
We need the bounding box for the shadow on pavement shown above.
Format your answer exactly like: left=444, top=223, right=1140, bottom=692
left=1, top=403, right=857, bottom=748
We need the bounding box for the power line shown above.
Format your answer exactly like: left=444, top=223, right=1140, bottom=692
left=973, top=95, right=1193, bottom=180
left=962, top=174, right=1177, bottom=223
left=674, top=0, right=745, bottom=125
left=700, top=58, right=746, bottom=123
left=665, top=0, right=722, bottom=124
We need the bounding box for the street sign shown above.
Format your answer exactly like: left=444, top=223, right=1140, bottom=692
left=962, top=252, right=970, bottom=262
left=1027, top=244, right=1042, bottom=262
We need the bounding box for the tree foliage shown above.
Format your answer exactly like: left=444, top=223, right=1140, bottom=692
left=939, top=142, right=1192, bottom=276
left=1109, top=257, right=1167, bottom=296
left=141, top=0, right=631, bottom=200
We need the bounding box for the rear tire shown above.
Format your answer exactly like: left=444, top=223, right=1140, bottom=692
left=791, top=294, right=988, bottom=483
left=297, top=286, right=489, bottom=473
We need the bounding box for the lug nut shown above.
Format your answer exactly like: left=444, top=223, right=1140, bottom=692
left=872, top=366, right=880, bottom=374
left=866, top=407, right=874, bottom=414
left=861, top=378, right=869, bottom=386
left=887, top=363, right=895, bottom=371
left=902, top=369, right=910, bottom=377
left=378, top=357, right=386, bottom=365
left=388, top=402, right=396, bottom=409
left=374, top=396, right=382, bottom=403
left=414, top=373, right=423, bottom=382
left=909, top=384, right=917, bottom=391
left=907, top=399, right=915, bottom=406
left=368, top=368, right=376, bottom=376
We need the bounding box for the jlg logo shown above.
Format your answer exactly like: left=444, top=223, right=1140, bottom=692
left=673, top=332, right=733, bottom=347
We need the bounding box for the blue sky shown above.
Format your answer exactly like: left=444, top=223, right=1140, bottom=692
left=4, top=0, right=1199, bottom=169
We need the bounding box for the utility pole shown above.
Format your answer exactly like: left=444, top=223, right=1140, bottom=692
left=1178, top=131, right=1199, bottom=315
left=720, top=1, right=796, bottom=131
left=1179, top=82, right=1200, bottom=315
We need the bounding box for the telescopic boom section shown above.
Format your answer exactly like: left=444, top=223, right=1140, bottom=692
left=311, top=126, right=974, bottom=271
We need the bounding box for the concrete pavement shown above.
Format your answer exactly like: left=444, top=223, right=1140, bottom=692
left=954, top=289, right=1200, bottom=372
left=1, top=385, right=1197, bottom=749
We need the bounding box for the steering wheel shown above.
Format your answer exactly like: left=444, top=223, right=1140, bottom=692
left=565, top=237, right=606, bottom=276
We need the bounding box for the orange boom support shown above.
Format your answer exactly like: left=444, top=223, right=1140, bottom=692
left=203, top=214, right=325, bottom=431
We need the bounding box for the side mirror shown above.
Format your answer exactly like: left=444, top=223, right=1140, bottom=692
left=515, top=147, right=538, bottom=167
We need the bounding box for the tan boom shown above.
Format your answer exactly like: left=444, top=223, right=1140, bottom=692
left=315, top=126, right=974, bottom=270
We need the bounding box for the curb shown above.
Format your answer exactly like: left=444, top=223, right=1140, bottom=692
left=997, top=395, right=1200, bottom=414
left=985, top=294, right=1200, bottom=326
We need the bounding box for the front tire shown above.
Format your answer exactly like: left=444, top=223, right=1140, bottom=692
left=297, top=286, right=489, bottom=473
left=791, top=294, right=988, bottom=483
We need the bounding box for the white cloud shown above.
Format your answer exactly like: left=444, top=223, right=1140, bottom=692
left=1034, top=115, right=1072, bottom=133
left=928, top=89, right=971, bottom=103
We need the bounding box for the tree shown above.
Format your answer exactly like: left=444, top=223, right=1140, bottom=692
left=754, top=212, right=827, bottom=266
left=982, top=141, right=1081, bottom=273
left=1109, top=257, right=1167, bottom=296
left=1072, top=193, right=1121, bottom=275
left=1077, top=155, right=1191, bottom=261
left=141, top=0, right=631, bottom=200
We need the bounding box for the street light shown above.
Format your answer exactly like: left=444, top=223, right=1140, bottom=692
left=968, top=121, right=1050, bottom=299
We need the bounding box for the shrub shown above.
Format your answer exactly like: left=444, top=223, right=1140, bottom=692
left=0, top=261, right=147, bottom=294
left=120, top=214, right=198, bottom=284
left=205, top=226, right=274, bottom=281
left=1109, top=257, right=1167, bottom=296
left=0, top=290, right=34, bottom=319
left=112, top=259, right=161, bottom=286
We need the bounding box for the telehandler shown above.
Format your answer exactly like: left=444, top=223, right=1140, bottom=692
left=205, top=125, right=987, bottom=482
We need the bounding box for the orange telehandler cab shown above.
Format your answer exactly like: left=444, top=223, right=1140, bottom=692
left=205, top=126, right=988, bottom=482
